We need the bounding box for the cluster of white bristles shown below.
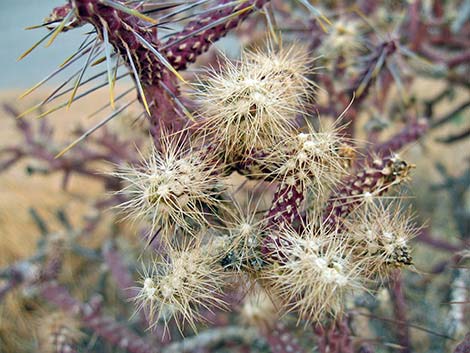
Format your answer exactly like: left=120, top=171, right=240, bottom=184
left=134, top=243, right=227, bottom=333
left=114, top=137, right=225, bottom=239
left=194, top=44, right=315, bottom=159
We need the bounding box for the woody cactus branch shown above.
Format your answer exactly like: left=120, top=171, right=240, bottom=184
left=324, top=155, right=413, bottom=228
left=69, top=0, right=181, bottom=139
left=9, top=1, right=463, bottom=351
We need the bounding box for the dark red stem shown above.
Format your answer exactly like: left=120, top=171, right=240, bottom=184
left=163, top=0, right=269, bottom=71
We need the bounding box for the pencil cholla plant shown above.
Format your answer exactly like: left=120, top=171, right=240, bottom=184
left=98, top=42, right=418, bottom=333
left=6, top=0, right=467, bottom=351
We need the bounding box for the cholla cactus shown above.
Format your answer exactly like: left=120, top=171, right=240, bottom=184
left=346, top=201, right=419, bottom=280
left=262, top=220, right=366, bottom=325
left=10, top=1, right=461, bottom=351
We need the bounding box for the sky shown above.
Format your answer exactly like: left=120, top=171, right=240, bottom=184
left=0, top=0, right=93, bottom=89
left=0, top=1, right=241, bottom=90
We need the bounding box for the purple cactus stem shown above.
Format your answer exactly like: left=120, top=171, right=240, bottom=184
left=324, top=155, right=413, bottom=228
left=389, top=271, right=411, bottom=353
left=262, top=179, right=305, bottom=256
left=375, top=118, right=429, bottom=157
left=144, top=73, right=186, bottom=140
left=349, top=40, right=398, bottom=103
left=69, top=0, right=270, bottom=143
left=71, top=0, right=163, bottom=86
left=163, top=0, right=270, bottom=71
left=264, top=322, right=305, bottom=353
left=267, top=180, right=305, bottom=228
left=69, top=0, right=185, bottom=142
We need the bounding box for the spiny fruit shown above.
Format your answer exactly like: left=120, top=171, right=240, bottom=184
left=134, top=242, right=228, bottom=333
left=193, top=44, right=316, bottom=160
left=114, top=135, right=226, bottom=240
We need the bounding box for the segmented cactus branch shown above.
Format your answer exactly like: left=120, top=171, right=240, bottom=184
left=8, top=0, right=460, bottom=349
left=69, top=0, right=185, bottom=141
left=262, top=179, right=305, bottom=258
left=71, top=0, right=162, bottom=86
left=163, top=0, right=270, bottom=71
left=324, top=155, right=413, bottom=228
left=67, top=0, right=271, bottom=142
left=349, top=40, right=398, bottom=102
left=267, top=179, right=305, bottom=229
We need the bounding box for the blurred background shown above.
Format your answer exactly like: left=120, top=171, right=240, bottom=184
left=1, top=0, right=86, bottom=89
